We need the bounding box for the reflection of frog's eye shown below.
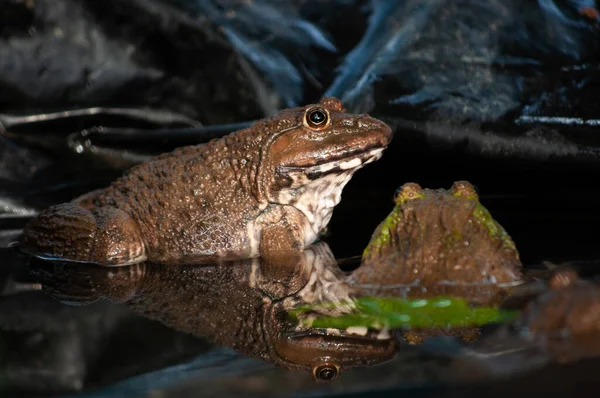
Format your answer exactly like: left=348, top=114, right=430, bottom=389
left=312, top=363, right=340, bottom=382
left=305, top=107, right=330, bottom=129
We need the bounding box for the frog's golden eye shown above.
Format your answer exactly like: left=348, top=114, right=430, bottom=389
left=450, top=181, right=479, bottom=200
left=312, top=363, right=340, bottom=382
left=394, top=182, right=423, bottom=203
left=304, top=107, right=330, bottom=130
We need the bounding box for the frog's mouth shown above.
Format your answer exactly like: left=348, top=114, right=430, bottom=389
left=281, top=147, right=385, bottom=179
left=289, top=325, right=394, bottom=342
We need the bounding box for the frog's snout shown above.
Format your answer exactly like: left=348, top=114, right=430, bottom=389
left=358, top=115, right=393, bottom=146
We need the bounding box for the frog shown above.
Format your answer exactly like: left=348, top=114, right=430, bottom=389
left=18, top=97, right=393, bottom=266
left=350, top=181, right=523, bottom=294
left=345, top=181, right=523, bottom=344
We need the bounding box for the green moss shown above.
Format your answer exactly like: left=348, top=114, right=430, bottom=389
left=361, top=208, right=401, bottom=260
left=452, top=190, right=478, bottom=200
left=446, top=230, right=463, bottom=244
left=290, top=296, right=518, bottom=330
left=472, top=203, right=517, bottom=251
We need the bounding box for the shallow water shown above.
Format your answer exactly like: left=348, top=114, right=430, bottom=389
left=3, top=136, right=600, bottom=397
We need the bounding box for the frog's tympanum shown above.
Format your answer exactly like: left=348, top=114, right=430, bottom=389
left=351, top=181, right=523, bottom=293
left=19, top=97, right=392, bottom=266
left=30, top=243, right=398, bottom=382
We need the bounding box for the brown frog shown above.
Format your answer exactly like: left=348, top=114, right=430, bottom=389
left=19, top=98, right=392, bottom=266
left=351, top=181, right=523, bottom=292
left=30, top=243, right=398, bottom=382
left=347, top=181, right=523, bottom=343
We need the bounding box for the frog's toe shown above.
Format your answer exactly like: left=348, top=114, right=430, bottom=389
left=19, top=203, right=146, bottom=266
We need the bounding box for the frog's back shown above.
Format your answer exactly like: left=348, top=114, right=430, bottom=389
left=92, top=133, right=265, bottom=263
left=20, top=129, right=265, bottom=265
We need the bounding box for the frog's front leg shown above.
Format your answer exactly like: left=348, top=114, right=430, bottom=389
left=258, top=206, right=309, bottom=261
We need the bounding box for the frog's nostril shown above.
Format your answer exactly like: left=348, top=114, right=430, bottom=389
left=358, top=115, right=391, bottom=133
left=357, top=117, right=376, bottom=130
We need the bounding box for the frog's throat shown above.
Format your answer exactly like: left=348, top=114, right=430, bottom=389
left=277, top=147, right=384, bottom=243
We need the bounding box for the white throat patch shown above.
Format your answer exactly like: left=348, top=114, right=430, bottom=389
left=276, top=148, right=384, bottom=246
left=297, top=171, right=354, bottom=245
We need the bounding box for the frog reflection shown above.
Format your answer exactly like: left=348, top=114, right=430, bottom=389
left=30, top=243, right=398, bottom=382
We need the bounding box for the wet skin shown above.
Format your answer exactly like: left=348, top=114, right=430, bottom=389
left=19, top=97, right=392, bottom=266
left=30, top=243, right=397, bottom=382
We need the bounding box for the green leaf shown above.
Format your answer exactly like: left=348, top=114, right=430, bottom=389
left=290, top=296, right=518, bottom=330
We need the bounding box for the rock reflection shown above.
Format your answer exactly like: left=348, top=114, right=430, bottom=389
left=30, top=243, right=398, bottom=381
left=495, top=267, right=600, bottom=364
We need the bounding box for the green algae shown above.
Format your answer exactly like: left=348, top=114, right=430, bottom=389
left=472, top=203, right=518, bottom=251
left=361, top=210, right=400, bottom=260
left=290, top=296, right=518, bottom=330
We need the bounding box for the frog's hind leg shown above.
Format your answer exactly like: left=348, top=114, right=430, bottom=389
left=20, top=203, right=147, bottom=266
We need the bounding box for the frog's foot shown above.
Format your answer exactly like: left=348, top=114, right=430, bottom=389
left=20, top=203, right=147, bottom=266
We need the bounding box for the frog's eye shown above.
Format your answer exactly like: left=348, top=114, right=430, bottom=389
left=312, top=363, right=340, bottom=382
left=305, top=107, right=330, bottom=130
left=450, top=181, right=479, bottom=200
left=394, top=182, right=423, bottom=203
